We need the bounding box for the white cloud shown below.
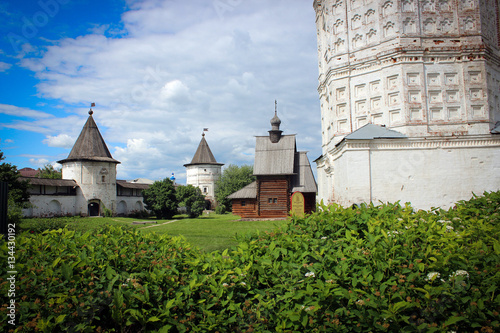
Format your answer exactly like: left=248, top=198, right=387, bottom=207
left=0, top=104, right=53, bottom=119
left=28, top=158, right=49, bottom=168
left=0, top=62, right=12, bottom=72
left=43, top=134, right=75, bottom=148
left=160, top=79, right=189, bottom=101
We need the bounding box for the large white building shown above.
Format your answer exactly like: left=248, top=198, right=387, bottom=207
left=184, top=133, right=223, bottom=209
left=313, top=0, right=500, bottom=209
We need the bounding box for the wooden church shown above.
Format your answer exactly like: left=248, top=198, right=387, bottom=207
left=228, top=109, right=317, bottom=219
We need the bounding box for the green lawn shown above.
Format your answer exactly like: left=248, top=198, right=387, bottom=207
left=140, top=213, right=287, bottom=252
left=20, top=212, right=288, bottom=252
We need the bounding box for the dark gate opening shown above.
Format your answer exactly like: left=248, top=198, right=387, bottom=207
left=88, top=202, right=100, bottom=217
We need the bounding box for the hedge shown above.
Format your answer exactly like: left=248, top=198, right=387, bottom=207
left=1, top=191, right=499, bottom=332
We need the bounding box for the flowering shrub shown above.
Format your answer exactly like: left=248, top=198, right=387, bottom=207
left=1, top=191, right=499, bottom=332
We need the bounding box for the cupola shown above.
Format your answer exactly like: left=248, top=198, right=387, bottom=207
left=268, top=100, right=283, bottom=143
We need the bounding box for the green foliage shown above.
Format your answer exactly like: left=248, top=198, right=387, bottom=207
left=215, top=164, right=255, bottom=213
left=103, top=207, right=113, bottom=217
left=7, top=195, right=24, bottom=227
left=0, top=150, right=30, bottom=208
left=20, top=218, right=68, bottom=233
left=176, top=185, right=206, bottom=218
left=128, top=210, right=150, bottom=218
left=142, top=178, right=178, bottom=219
left=1, top=192, right=499, bottom=332
left=37, top=164, right=62, bottom=179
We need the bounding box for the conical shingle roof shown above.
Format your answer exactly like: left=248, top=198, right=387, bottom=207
left=58, top=112, right=120, bottom=164
left=184, top=134, right=223, bottom=167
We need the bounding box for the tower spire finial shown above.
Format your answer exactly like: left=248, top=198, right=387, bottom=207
left=89, top=102, right=95, bottom=116
left=275, top=99, right=277, bottom=115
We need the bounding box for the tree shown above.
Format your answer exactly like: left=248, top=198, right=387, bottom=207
left=215, top=164, right=255, bottom=214
left=176, top=185, right=206, bottom=218
left=0, top=150, right=31, bottom=223
left=37, top=164, right=62, bottom=179
left=142, top=178, right=178, bottom=219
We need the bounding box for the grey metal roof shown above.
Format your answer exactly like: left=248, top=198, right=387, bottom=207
left=253, top=135, right=296, bottom=175
left=492, top=122, right=500, bottom=134
left=117, top=180, right=150, bottom=190
left=58, top=113, right=120, bottom=164
left=20, top=177, right=77, bottom=187
left=343, top=124, right=407, bottom=141
left=184, top=135, right=223, bottom=167
left=227, top=181, right=257, bottom=199
left=291, top=152, right=318, bottom=193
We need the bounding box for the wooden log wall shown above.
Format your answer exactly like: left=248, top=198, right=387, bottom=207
left=257, top=177, right=290, bottom=218
left=231, top=199, right=258, bottom=219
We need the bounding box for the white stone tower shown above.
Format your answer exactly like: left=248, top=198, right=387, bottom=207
left=184, top=133, right=223, bottom=209
left=58, top=108, right=120, bottom=216
left=313, top=0, right=500, bottom=209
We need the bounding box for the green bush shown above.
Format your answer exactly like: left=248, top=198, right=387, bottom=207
left=1, top=191, right=499, bottom=332
left=142, top=178, right=178, bottom=219
left=19, top=217, right=73, bottom=233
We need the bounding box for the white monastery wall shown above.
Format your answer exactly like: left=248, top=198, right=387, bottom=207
left=331, top=137, right=500, bottom=209
left=116, top=198, right=144, bottom=216
left=23, top=196, right=77, bottom=217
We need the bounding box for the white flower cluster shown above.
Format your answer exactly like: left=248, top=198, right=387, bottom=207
left=387, top=230, right=400, bottom=237
left=449, top=270, right=469, bottom=279
left=300, top=305, right=315, bottom=312
left=425, top=272, right=441, bottom=281
left=425, top=270, right=470, bottom=283
left=305, top=272, right=315, bottom=278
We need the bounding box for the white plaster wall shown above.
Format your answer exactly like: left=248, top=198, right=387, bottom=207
left=62, top=161, right=118, bottom=214
left=23, top=196, right=77, bottom=217
left=116, top=198, right=145, bottom=215
left=186, top=164, right=222, bottom=200
left=331, top=137, right=500, bottom=209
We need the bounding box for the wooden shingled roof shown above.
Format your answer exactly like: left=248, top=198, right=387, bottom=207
left=58, top=112, right=120, bottom=164
left=184, top=134, right=223, bottom=167
left=291, top=151, right=318, bottom=193
left=227, top=181, right=257, bottom=199
left=253, top=135, right=296, bottom=175
left=20, top=177, right=77, bottom=187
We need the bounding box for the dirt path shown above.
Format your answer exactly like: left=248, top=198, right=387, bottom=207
left=142, top=220, right=178, bottom=228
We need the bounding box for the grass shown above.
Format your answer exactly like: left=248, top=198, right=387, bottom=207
left=140, top=213, right=288, bottom=252
left=19, top=212, right=288, bottom=252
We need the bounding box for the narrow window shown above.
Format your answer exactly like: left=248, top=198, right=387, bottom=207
left=102, top=175, right=106, bottom=183
left=241, top=200, right=246, bottom=206
left=268, top=198, right=273, bottom=203
left=273, top=198, right=278, bottom=203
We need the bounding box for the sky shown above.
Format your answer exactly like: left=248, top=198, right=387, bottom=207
left=0, top=0, right=321, bottom=184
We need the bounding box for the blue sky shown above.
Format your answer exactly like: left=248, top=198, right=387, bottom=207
left=0, top=0, right=321, bottom=183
